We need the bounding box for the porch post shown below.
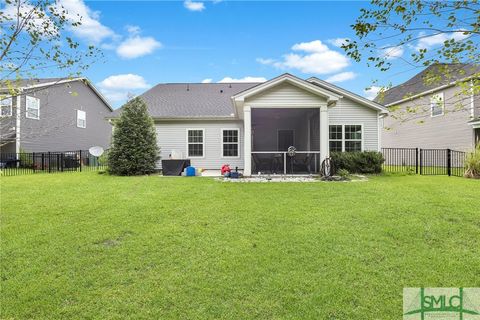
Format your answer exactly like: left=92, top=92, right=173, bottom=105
left=319, top=105, right=329, bottom=164
left=244, top=105, right=252, bottom=176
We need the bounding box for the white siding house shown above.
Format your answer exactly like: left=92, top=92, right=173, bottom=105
left=110, top=73, right=388, bottom=175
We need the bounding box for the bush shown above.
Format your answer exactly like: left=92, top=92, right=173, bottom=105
left=464, top=144, right=480, bottom=179
left=108, top=97, right=159, bottom=176
left=337, top=168, right=350, bottom=178
left=331, top=151, right=384, bottom=174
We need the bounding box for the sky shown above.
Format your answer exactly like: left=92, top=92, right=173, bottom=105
left=3, top=0, right=470, bottom=108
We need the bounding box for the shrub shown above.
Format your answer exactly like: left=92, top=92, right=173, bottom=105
left=337, top=168, right=350, bottom=178
left=108, top=97, right=159, bottom=176
left=464, top=144, right=480, bottom=179
left=331, top=151, right=384, bottom=174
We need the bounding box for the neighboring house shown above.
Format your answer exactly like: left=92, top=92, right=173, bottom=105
left=0, top=78, right=113, bottom=154
left=110, top=73, right=388, bottom=175
left=379, top=64, right=480, bottom=151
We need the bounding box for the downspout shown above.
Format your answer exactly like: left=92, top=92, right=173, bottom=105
left=15, top=92, right=22, bottom=155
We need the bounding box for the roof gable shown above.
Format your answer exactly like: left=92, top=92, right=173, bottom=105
left=232, top=73, right=341, bottom=104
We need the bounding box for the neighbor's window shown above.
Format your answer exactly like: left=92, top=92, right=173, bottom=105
left=329, top=124, right=362, bottom=152
left=187, top=129, right=204, bottom=157
left=26, top=96, right=40, bottom=119
left=430, top=93, right=444, bottom=117
left=329, top=125, right=343, bottom=152
left=77, top=110, right=86, bottom=128
left=344, top=125, right=362, bottom=152
left=222, top=129, right=239, bottom=157
left=0, top=96, right=12, bottom=117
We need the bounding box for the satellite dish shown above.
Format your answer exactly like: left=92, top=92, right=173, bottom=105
left=89, top=146, right=104, bottom=157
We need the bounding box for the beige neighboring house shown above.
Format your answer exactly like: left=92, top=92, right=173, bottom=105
left=379, top=64, right=480, bottom=151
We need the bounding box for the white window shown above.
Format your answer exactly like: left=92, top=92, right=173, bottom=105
left=222, top=129, right=239, bottom=157
left=187, top=129, right=204, bottom=157
left=430, top=93, right=444, bottom=117
left=329, top=124, right=363, bottom=152
left=77, top=110, right=86, bottom=128
left=0, top=96, right=12, bottom=117
left=26, top=96, right=40, bottom=119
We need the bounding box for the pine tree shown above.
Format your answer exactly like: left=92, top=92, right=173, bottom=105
left=108, top=97, right=159, bottom=175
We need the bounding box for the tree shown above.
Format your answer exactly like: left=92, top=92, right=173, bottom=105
left=1, top=0, right=101, bottom=149
left=344, top=0, right=480, bottom=110
left=108, top=97, right=159, bottom=176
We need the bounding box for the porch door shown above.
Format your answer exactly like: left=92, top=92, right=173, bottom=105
left=277, top=130, right=294, bottom=151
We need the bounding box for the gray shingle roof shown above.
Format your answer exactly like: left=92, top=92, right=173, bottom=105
left=376, top=63, right=480, bottom=105
left=0, top=78, right=68, bottom=89
left=111, top=82, right=260, bottom=118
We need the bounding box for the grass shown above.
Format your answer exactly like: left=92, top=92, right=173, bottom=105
left=1, top=173, right=479, bottom=319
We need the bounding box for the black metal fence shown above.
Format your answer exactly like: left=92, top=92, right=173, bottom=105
left=381, top=147, right=466, bottom=177
left=0, top=150, right=107, bottom=177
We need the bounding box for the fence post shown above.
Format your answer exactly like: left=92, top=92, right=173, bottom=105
left=447, top=148, right=451, bottom=177
left=419, top=149, right=423, bottom=175
left=32, top=152, right=35, bottom=173
left=79, top=150, right=82, bottom=172
left=48, top=152, right=51, bottom=173
left=415, top=148, right=419, bottom=174
left=41, top=153, right=45, bottom=171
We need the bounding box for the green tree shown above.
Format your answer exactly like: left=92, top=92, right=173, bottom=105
left=108, top=97, right=159, bottom=176
left=344, top=1, right=480, bottom=96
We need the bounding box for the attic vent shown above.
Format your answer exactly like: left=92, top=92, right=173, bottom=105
left=186, top=84, right=189, bottom=91
left=229, top=84, right=232, bottom=88
left=220, top=89, right=223, bottom=93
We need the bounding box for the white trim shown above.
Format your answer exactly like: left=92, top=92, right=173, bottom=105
left=186, top=128, right=205, bottom=158
left=76, top=109, right=86, bottom=128
left=307, top=77, right=389, bottom=114
left=328, top=123, right=364, bottom=152
left=0, top=95, right=13, bottom=117
left=25, top=95, right=40, bottom=120
left=377, top=114, right=382, bottom=151
left=246, top=103, right=328, bottom=108
left=15, top=95, right=21, bottom=154
left=470, top=80, right=475, bottom=118
left=430, top=92, right=445, bottom=117
left=221, top=128, right=240, bottom=159
left=232, top=73, right=341, bottom=104
left=276, top=129, right=296, bottom=151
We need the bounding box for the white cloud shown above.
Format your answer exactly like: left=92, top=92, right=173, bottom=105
left=116, top=26, right=162, bottom=59
left=57, top=0, right=115, bottom=44
left=2, top=2, right=58, bottom=36
left=258, top=40, right=350, bottom=74
left=184, top=0, right=206, bottom=11
left=98, top=74, right=150, bottom=103
left=325, top=72, right=357, bottom=83
left=380, top=45, right=404, bottom=60
left=201, top=78, right=213, bottom=83
left=363, top=86, right=382, bottom=100
left=415, top=31, right=469, bottom=50
left=218, top=76, right=267, bottom=83
left=327, top=38, right=349, bottom=47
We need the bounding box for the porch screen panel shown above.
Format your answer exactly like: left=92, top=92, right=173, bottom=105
left=188, top=129, right=204, bottom=157
left=223, top=129, right=239, bottom=157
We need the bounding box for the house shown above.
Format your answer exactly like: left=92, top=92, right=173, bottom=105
left=0, top=78, right=113, bottom=154
left=379, top=64, right=480, bottom=151
left=110, top=73, right=388, bottom=175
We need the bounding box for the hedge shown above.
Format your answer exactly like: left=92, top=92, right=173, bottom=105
left=330, top=151, right=384, bottom=174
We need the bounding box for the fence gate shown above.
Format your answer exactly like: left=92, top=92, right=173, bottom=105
left=382, top=148, right=466, bottom=177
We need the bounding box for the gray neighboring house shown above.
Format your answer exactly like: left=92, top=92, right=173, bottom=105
left=379, top=64, right=480, bottom=151
left=0, top=78, right=113, bottom=154
left=110, top=73, right=388, bottom=175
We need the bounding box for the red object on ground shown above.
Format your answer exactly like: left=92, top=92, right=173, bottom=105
left=221, top=164, right=231, bottom=175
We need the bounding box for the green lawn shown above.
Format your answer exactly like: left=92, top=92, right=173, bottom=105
left=1, top=173, right=479, bottom=319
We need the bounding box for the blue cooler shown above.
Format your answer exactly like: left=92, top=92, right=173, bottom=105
left=186, top=166, right=196, bottom=176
